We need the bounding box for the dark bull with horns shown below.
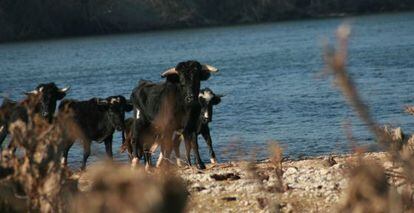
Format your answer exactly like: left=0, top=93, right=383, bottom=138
left=0, top=83, right=70, bottom=149
left=130, top=60, right=218, bottom=169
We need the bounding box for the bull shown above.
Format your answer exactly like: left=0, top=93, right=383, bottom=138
left=58, top=95, right=132, bottom=170
left=130, top=60, right=218, bottom=169
left=0, top=83, right=70, bottom=148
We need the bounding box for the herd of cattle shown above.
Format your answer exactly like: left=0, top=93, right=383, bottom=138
left=0, top=60, right=222, bottom=170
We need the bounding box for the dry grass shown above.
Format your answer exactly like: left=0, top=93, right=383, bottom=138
left=269, top=142, right=286, bottom=193
left=72, top=162, right=188, bottom=213
left=339, top=161, right=403, bottom=213
left=324, top=24, right=414, bottom=212
left=0, top=94, right=82, bottom=212
left=0, top=94, right=189, bottom=212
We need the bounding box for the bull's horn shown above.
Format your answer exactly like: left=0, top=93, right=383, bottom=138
left=96, top=98, right=108, bottom=105
left=161, top=68, right=178, bottom=77
left=59, top=86, right=70, bottom=93
left=216, top=94, right=224, bottom=98
left=25, top=89, right=39, bottom=95
left=202, top=64, right=219, bottom=73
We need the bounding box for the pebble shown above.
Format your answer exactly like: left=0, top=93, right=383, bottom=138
left=284, top=167, right=298, bottom=176
left=321, top=169, right=329, bottom=175
left=201, top=188, right=212, bottom=194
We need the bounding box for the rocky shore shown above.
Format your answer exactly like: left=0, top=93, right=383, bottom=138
left=23, top=150, right=406, bottom=212
left=173, top=152, right=389, bottom=212
left=71, top=151, right=392, bottom=212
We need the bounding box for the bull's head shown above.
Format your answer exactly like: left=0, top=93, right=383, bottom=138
left=198, top=88, right=222, bottom=123
left=161, top=61, right=218, bottom=106
left=25, top=82, right=70, bottom=122
left=97, top=96, right=133, bottom=131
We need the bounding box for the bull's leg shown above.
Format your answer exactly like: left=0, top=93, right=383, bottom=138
left=150, top=143, right=164, bottom=168
left=0, top=125, right=8, bottom=149
left=144, top=151, right=152, bottom=170
left=189, top=133, right=206, bottom=170
left=7, top=140, right=17, bottom=154
left=122, top=131, right=133, bottom=161
left=201, top=125, right=217, bottom=164
left=184, top=134, right=192, bottom=166
left=172, top=132, right=182, bottom=166
left=156, top=151, right=163, bottom=168
left=127, top=142, right=133, bottom=161
left=104, top=135, right=113, bottom=158
left=122, top=130, right=126, bottom=147
left=131, top=119, right=143, bottom=167
left=160, top=132, right=174, bottom=167
left=62, top=141, right=74, bottom=166
left=81, top=141, right=91, bottom=170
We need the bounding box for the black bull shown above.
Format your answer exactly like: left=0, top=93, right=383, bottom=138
left=58, top=95, right=132, bottom=170
left=0, top=83, right=70, bottom=149
left=130, top=60, right=218, bottom=169
left=173, top=87, right=222, bottom=164
left=121, top=88, right=222, bottom=165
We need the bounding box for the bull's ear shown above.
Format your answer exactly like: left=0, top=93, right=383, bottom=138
left=166, top=75, right=180, bottom=83
left=212, top=96, right=222, bottom=105
left=96, top=98, right=109, bottom=105
left=200, top=71, right=211, bottom=81
left=57, top=93, right=66, bottom=100
left=57, top=87, right=70, bottom=100
left=124, top=102, right=133, bottom=112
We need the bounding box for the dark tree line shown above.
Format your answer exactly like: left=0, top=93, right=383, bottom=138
left=0, top=0, right=413, bottom=42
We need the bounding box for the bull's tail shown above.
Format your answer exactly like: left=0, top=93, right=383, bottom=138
left=120, top=130, right=127, bottom=153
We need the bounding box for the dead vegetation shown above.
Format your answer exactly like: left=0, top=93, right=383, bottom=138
left=72, top=163, right=187, bottom=213
left=0, top=94, right=81, bottom=212
left=324, top=24, right=414, bottom=212
left=0, top=94, right=188, bottom=212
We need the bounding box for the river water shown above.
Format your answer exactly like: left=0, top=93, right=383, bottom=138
left=1, top=12, right=414, bottom=167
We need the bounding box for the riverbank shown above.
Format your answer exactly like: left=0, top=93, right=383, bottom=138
left=74, top=151, right=395, bottom=212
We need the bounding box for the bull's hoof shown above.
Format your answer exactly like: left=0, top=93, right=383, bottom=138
left=176, top=158, right=183, bottom=167
left=145, top=163, right=151, bottom=171
left=155, top=156, right=163, bottom=168
left=197, top=163, right=206, bottom=170
left=60, top=157, right=65, bottom=165
left=131, top=157, right=139, bottom=169
left=210, top=158, right=218, bottom=164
